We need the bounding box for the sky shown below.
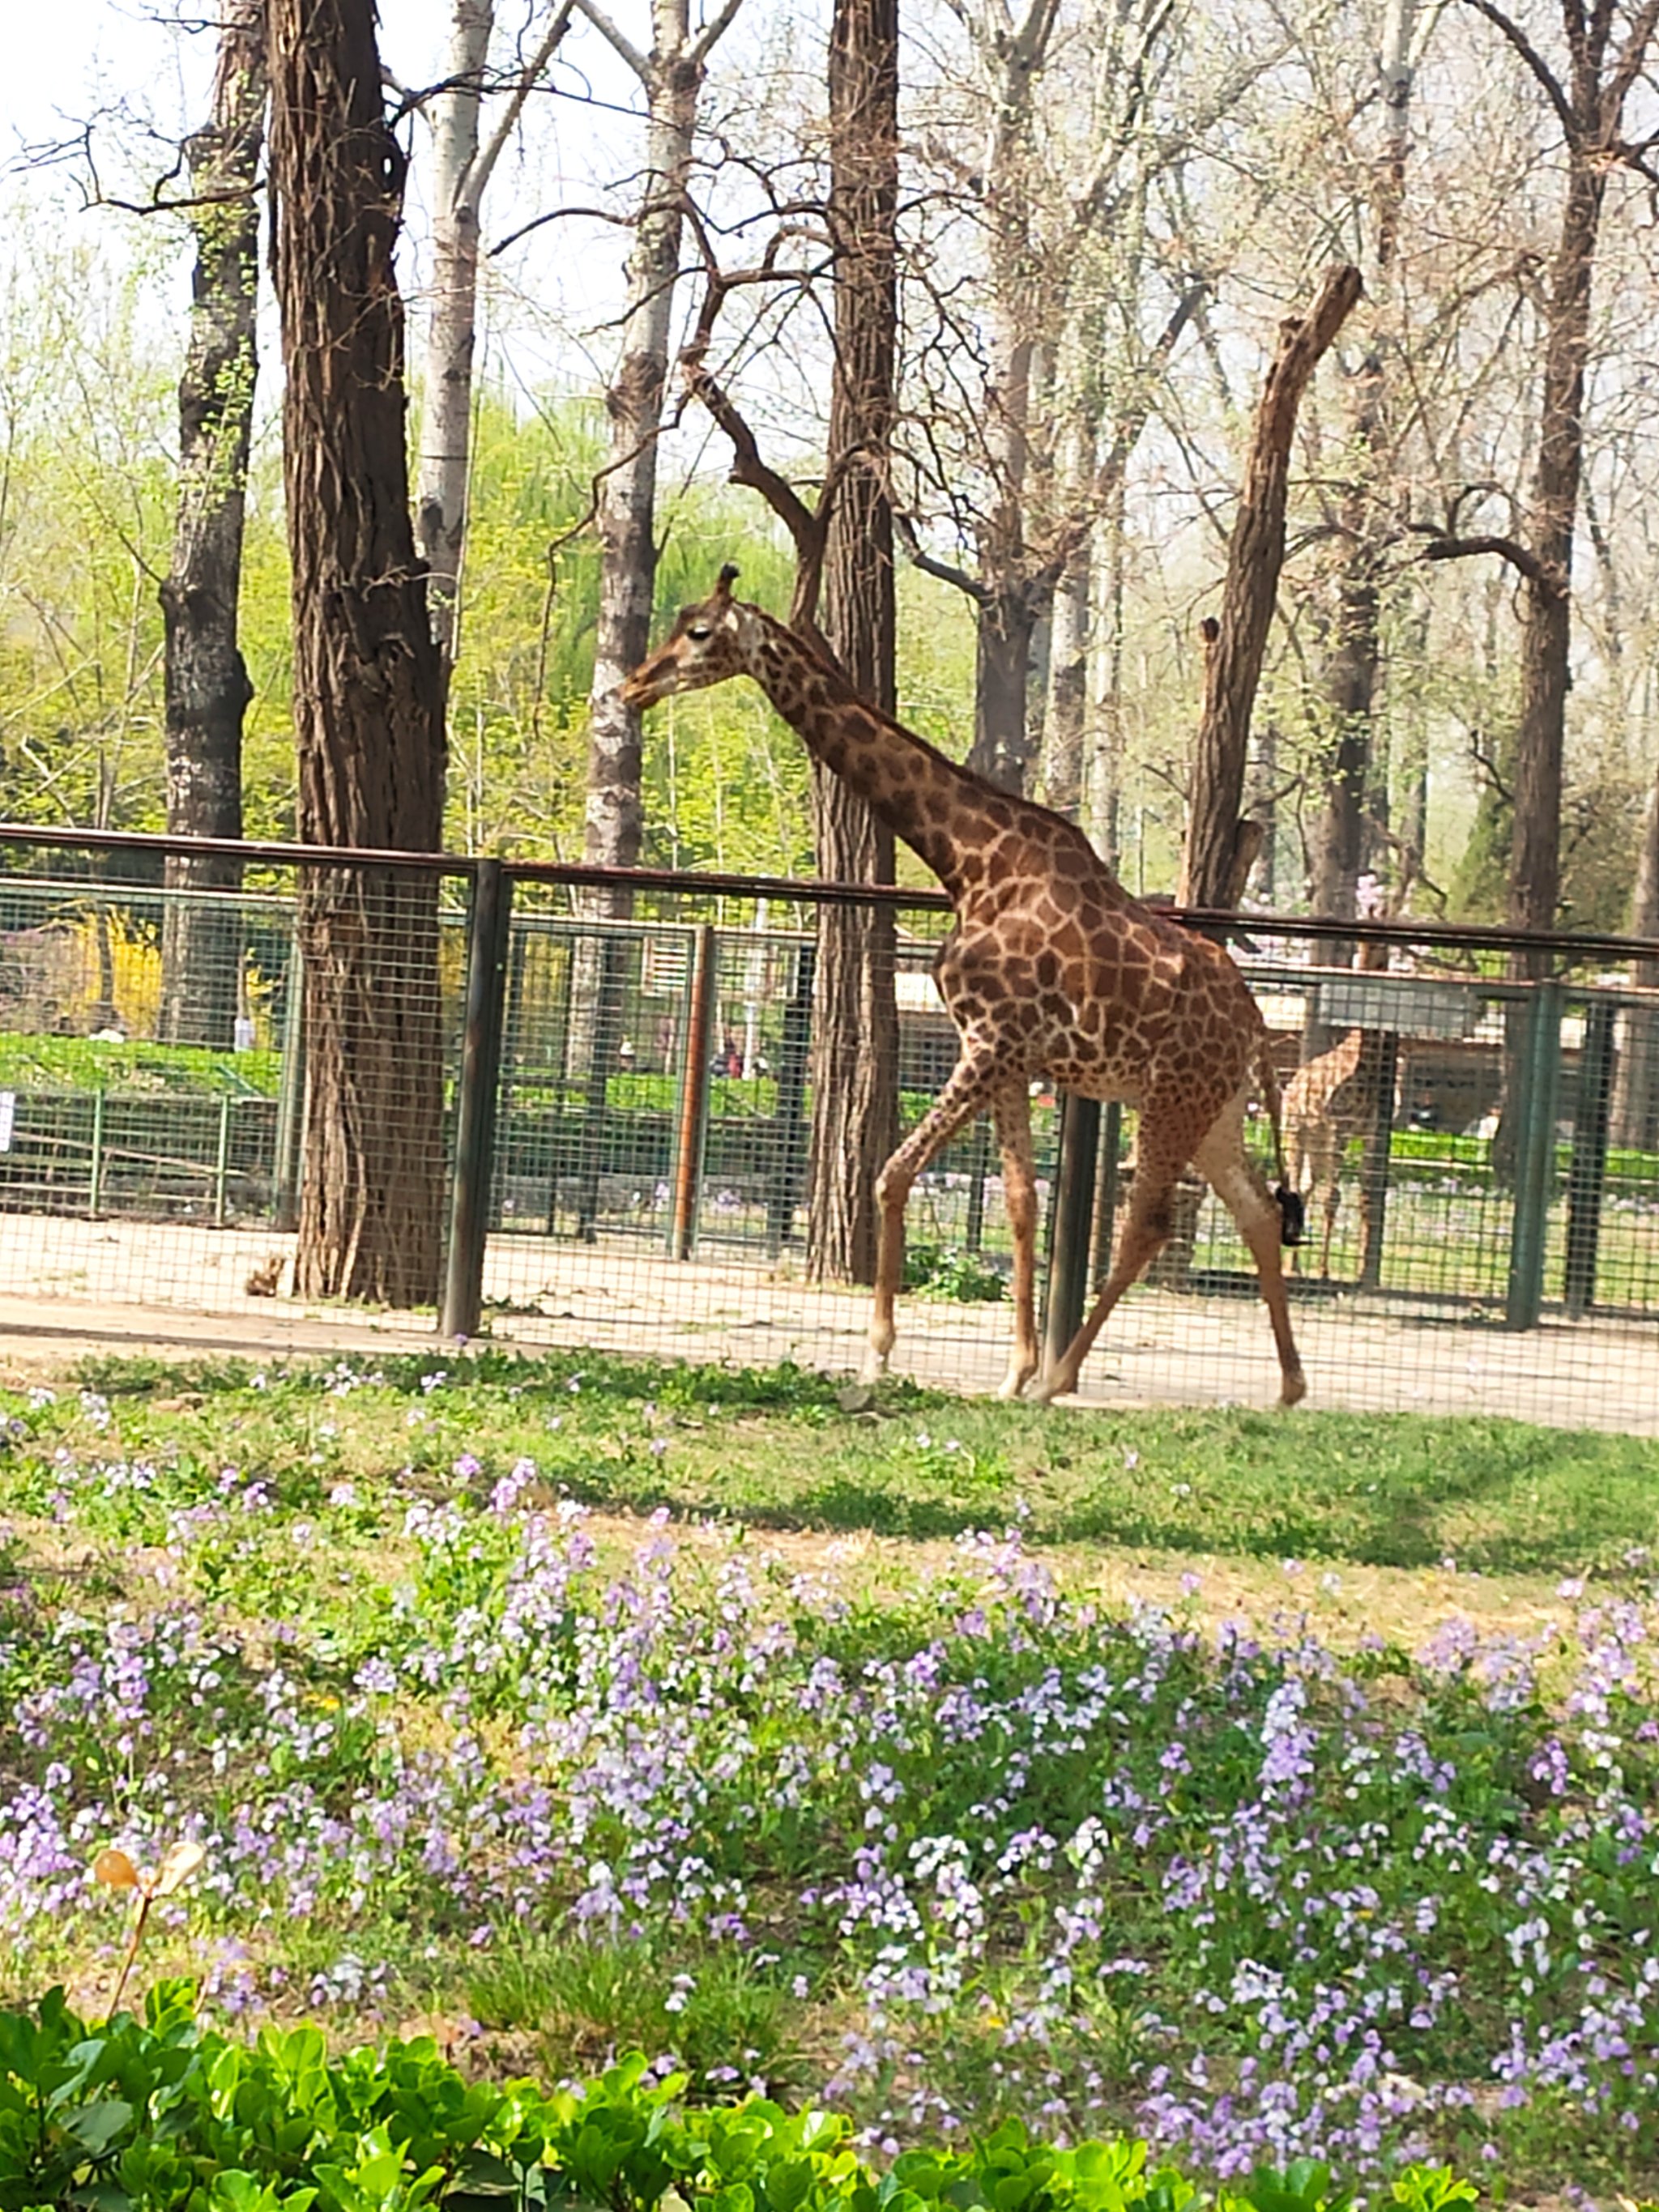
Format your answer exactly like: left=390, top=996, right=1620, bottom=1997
left=0, top=0, right=658, bottom=402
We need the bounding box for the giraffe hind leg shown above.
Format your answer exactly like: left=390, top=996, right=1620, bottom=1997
left=862, top=1051, right=1002, bottom=1386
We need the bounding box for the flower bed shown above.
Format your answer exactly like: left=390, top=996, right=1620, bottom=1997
left=0, top=1361, right=1655, bottom=2197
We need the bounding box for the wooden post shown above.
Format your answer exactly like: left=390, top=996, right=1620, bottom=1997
left=1180, top=266, right=1363, bottom=909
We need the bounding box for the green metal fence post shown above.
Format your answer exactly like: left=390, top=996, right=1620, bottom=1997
left=1505, top=978, right=1563, bottom=1332
left=1043, top=1093, right=1100, bottom=1373
left=441, top=860, right=513, bottom=1339
left=1090, top=1101, right=1124, bottom=1285
left=766, top=940, right=815, bottom=1257
left=1563, top=994, right=1616, bottom=1318
left=671, top=925, right=719, bottom=1260
left=1358, top=1033, right=1398, bottom=1292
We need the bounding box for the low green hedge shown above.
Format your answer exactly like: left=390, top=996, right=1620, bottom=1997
left=0, top=1983, right=1499, bottom=2212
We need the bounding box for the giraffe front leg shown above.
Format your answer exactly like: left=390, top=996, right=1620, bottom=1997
left=859, top=1054, right=998, bottom=1386
left=861, top=1166, right=905, bottom=1383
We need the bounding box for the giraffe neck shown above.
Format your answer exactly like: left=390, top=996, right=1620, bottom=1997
left=742, top=612, right=1004, bottom=893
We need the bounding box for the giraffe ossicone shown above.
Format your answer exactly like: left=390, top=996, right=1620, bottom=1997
left=623, top=569, right=1309, bottom=1409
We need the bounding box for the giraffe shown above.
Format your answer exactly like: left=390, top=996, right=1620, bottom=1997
left=1282, top=1027, right=1396, bottom=1278
left=622, top=569, right=1308, bottom=1406
left=1283, top=913, right=1409, bottom=1279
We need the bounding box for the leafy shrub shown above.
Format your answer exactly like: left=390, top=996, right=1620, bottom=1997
left=0, top=1983, right=1490, bottom=2212
left=902, top=1242, right=1007, bottom=1302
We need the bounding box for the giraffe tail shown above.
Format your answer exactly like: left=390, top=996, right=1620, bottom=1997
left=1256, top=1037, right=1305, bottom=1248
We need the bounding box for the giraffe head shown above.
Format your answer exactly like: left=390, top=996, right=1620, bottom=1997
left=621, top=565, right=756, bottom=709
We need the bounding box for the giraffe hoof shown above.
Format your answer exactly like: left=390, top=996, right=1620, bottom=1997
left=995, top=1366, right=1035, bottom=1402
left=1279, top=1370, right=1308, bottom=1409
left=859, top=1349, right=889, bottom=1386
left=1029, top=1370, right=1074, bottom=1406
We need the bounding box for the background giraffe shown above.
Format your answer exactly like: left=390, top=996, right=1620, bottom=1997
left=623, top=569, right=1309, bottom=1407
left=1283, top=894, right=1412, bottom=1280
left=1282, top=1026, right=1398, bottom=1276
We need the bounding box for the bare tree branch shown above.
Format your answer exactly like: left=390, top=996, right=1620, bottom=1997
left=1418, top=531, right=1567, bottom=592
left=690, top=0, right=750, bottom=65
left=1458, top=0, right=1578, bottom=139
left=467, top=0, right=578, bottom=203
left=893, top=512, right=991, bottom=603
left=571, top=0, right=650, bottom=82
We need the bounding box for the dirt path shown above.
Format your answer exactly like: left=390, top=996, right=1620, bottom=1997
left=0, top=1208, right=1652, bottom=1430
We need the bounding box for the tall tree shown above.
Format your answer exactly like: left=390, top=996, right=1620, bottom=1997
left=1306, top=0, right=1419, bottom=923
left=808, top=0, right=902, bottom=1285
left=415, top=0, right=574, bottom=668
left=1179, top=265, right=1361, bottom=908
left=1426, top=0, right=1659, bottom=945
left=268, top=0, right=450, bottom=1304
left=577, top=0, right=748, bottom=905
left=158, top=0, right=266, bottom=1047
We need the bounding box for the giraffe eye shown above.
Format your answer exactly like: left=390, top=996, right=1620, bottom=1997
left=687, top=623, right=713, bottom=641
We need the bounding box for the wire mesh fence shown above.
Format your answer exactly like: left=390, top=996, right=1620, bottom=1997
left=0, top=826, right=1656, bottom=1432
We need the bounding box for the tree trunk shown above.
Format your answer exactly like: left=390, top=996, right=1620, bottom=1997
left=417, top=0, right=574, bottom=666
left=1043, top=530, right=1089, bottom=819
left=1086, top=476, right=1131, bottom=872
left=967, top=581, right=1040, bottom=794
left=1307, top=0, right=1414, bottom=927
left=269, top=0, right=450, bottom=1306
left=415, top=0, right=493, bottom=667
left=1612, top=764, right=1659, bottom=1148
left=1490, top=159, right=1603, bottom=1189
left=584, top=15, right=703, bottom=915
left=1511, top=163, right=1601, bottom=948
left=159, top=0, right=264, bottom=1048
left=806, top=0, right=901, bottom=1287
left=1179, top=265, right=1362, bottom=908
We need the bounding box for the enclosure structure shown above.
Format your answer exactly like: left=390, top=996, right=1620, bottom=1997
left=0, top=825, right=1655, bottom=1430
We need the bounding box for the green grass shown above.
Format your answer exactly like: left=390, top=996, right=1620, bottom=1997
left=6, top=1347, right=1659, bottom=2188
left=0, top=1031, right=281, bottom=1096
left=66, top=1345, right=1659, bottom=1575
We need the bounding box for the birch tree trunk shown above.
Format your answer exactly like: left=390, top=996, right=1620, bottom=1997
left=269, top=0, right=450, bottom=1307
left=578, top=0, right=746, bottom=907
left=416, top=0, right=574, bottom=668
left=415, top=0, right=493, bottom=667
left=583, top=19, right=699, bottom=907
left=158, top=0, right=264, bottom=1048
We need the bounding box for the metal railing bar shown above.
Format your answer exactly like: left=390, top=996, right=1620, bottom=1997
left=0, top=824, right=473, bottom=876
left=3, top=825, right=1659, bottom=964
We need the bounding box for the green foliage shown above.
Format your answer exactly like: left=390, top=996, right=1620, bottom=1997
left=902, top=1242, right=1008, bottom=1302
left=0, top=1034, right=279, bottom=1098
left=36, top=1345, right=1659, bottom=1571
left=0, top=1984, right=1478, bottom=2212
